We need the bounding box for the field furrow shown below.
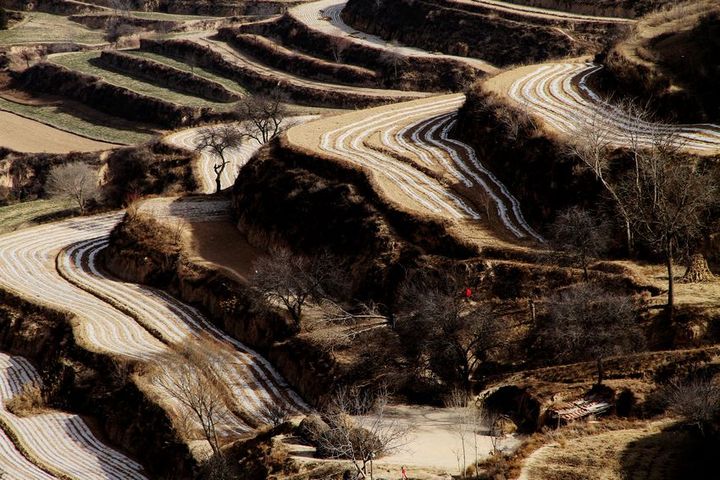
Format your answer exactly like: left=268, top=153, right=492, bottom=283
left=290, top=94, right=539, bottom=242
left=504, top=62, right=720, bottom=153
left=0, top=214, right=308, bottom=453
left=0, top=352, right=147, bottom=480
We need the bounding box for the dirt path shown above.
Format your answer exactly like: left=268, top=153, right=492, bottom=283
left=289, top=0, right=499, bottom=75
left=0, top=110, right=116, bottom=153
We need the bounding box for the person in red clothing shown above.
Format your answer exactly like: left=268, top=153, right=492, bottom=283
left=463, top=287, right=472, bottom=301
left=401, top=465, right=408, bottom=479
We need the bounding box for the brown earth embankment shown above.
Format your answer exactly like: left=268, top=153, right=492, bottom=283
left=139, top=38, right=415, bottom=108
left=101, top=211, right=339, bottom=404
left=217, top=28, right=380, bottom=87
left=241, top=13, right=479, bottom=91
left=341, top=0, right=614, bottom=67
left=500, top=0, right=676, bottom=18
left=18, top=63, right=208, bottom=127
left=97, top=50, right=241, bottom=102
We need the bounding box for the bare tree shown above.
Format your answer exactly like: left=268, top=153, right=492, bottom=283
left=185, top=51, right=199, bottom=73
left=549, top=207, right=609, bottom=281
left=45, top=162, right=100, bottom=215
left=194, top=124, right=244, bottom=193
left=536, top=283, right=644, bottom=385
left=153, top=343, right=232, bottom=457
left=397, top=276, right=509, bottom=391
left=251, top=248, right=347, bottom=324
left=566, top=115, right=634, bottom=253
left=105, top=20, right=141, bottom=46
left=663, top=378, right=720, bottom=437
left=380, top=43, right=407, bottom=81
left=317, top=386, right=410, bottom=479
left=445, top=390, right=472, bottom=478
left=19, top=48, right=36, bottom=69
left=235, top=95, right=287, bottom=145
left=620, top=146, right=717, bottom=321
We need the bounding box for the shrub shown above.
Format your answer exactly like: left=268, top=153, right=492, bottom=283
left=0, top=7, right=8, bottom=30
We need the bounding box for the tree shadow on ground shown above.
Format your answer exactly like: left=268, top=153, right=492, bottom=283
left=619, top=422, right=718, bottom=480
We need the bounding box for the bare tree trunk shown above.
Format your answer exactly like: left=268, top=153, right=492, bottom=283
left=596, top=357, right=604, bottom=386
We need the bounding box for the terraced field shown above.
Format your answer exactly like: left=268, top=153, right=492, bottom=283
left=188, top=32, right=430, bottom=103
left=290, top=0, right=499, bottom=74
left=0, top=352, right=148, bottom=479
left=490, top=62, right=720, bottom=153
left=0, top=97, right=156, bottom=145
left=0, top=214, right=308, bottom=455
left=127, top=50, right=249, bottom=96
left=0, top=200, right=74, bottom=235
left=288, top=94, right=542, bottom=243
left=50, top=51, right=235, bottom=109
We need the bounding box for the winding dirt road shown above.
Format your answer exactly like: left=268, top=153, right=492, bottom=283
left=492, top=62, right=720, bottom=153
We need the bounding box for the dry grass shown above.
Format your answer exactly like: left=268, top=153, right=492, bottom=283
left=0, top=199, right=75, bottom=234
left=642, top=0, right=718, bottom=28
left=0, top=11, right=106, bottom=45
left=521, top=419, right=689, bottom=480
left=619, top=0, right=719, bottom=65
left=5, top=383, right=46, bottom=417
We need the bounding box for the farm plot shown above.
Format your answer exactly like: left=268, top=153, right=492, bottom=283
left=127, top=50, right=249, bottom=96
left=0, top=200, right=74, bottom=235
left=0, top=213, right=307, bottom=452
left=0, top=12, right=106, bottom=45
left=0, top=97, right=156, bottom=145
left=493, top=62, right=720, bottom=153
left=189, top=33, right=429, bottom=103
left=288, top=94, right=541, bottom=243
left=0, top=352, right=147, bottom=479
left=0, top=110, right=116, bottom=153
left=50, top=52, right=234, bottom=109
